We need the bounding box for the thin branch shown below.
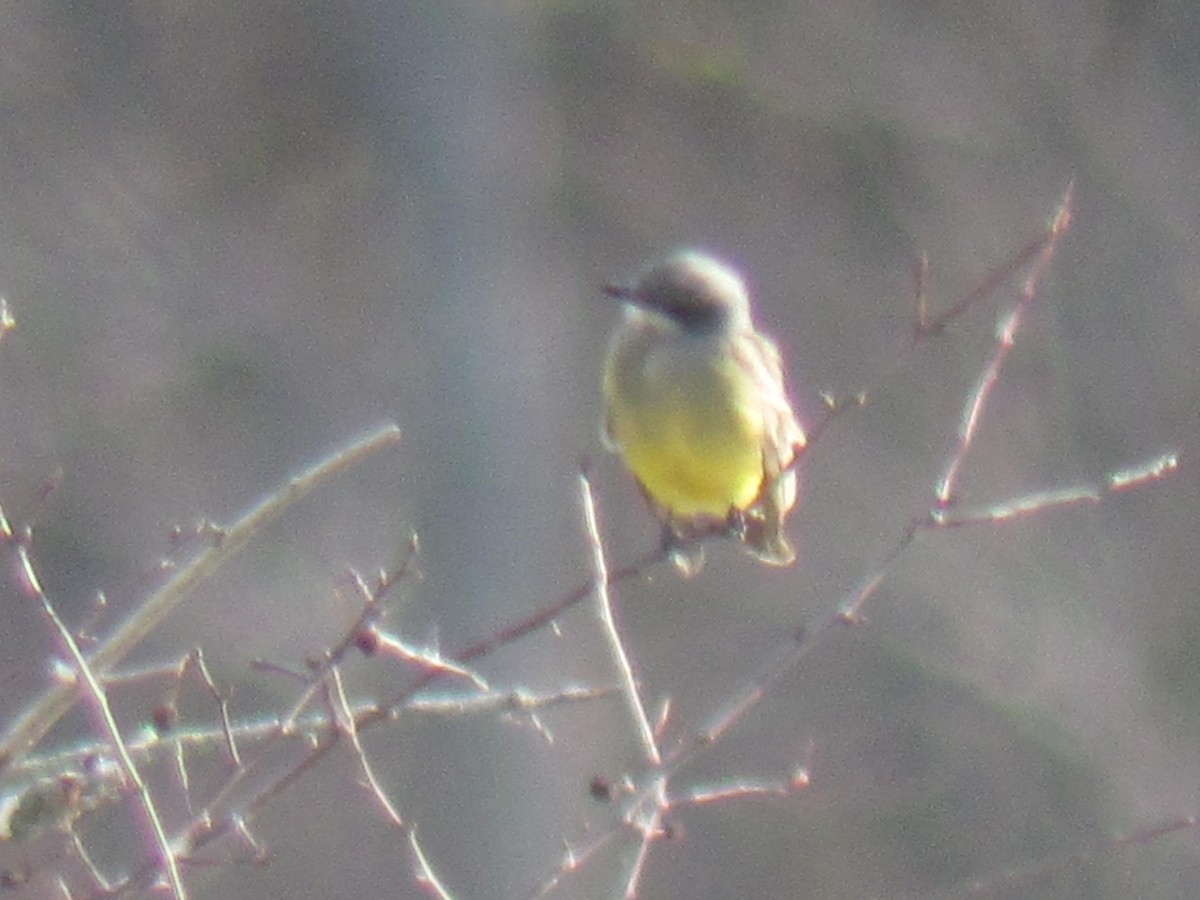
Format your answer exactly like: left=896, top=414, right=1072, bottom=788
left=409, top=827, right=457, bottom=900
left=579, top=468, right=661, bottom=766
left=936, top=182, right=1074, bottom=506
left=328, top=666, right=404, bottom=830
left=804, top=181, right=1076, bottom=457
left=925, top=451, right=1179, bottom=527
left=0, top=423, right=402, bottom=776
left=276, top=539, right=421, bottom=734
left=19, top=544, right=187, bottom=899
left=446, top=547, right=667, bottom=669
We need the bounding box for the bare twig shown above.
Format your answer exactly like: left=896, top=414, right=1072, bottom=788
left=328, top=665, right=405, bottom=830
left=805, top=181, right=1076, bottom=455
left=0, top=423, right=402, bottom=776
left=16, top=544, right=187, bottom=899
left=936, top=183, right=1074, bottom=506
left=579, top=468, right=660, bottom=766
left=409, top=828, right=457, bottom=900
left=276, top=538, right=421, bottom=734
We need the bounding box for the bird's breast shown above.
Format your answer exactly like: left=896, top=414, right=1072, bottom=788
left=603, top=331, right=766, bottom=518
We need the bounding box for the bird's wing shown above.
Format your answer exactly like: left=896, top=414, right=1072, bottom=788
left=732, top=330, right=806, bottom=480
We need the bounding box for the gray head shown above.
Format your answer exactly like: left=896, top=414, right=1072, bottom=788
left=604, top=251, right=753, bottom=334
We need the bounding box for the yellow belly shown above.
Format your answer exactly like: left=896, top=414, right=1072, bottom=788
left=605, top=347, right=765, bottom=518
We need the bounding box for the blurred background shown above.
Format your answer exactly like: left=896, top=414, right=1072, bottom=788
left=0, top=1, right=1199, bottom=897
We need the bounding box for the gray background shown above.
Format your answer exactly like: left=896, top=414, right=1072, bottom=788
left=1, top=1, right=1199, bottom=898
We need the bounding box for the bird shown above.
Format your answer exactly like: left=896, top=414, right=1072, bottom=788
left=601, top=250, right=806, bottom=567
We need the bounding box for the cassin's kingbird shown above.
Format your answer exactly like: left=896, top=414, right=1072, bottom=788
left=601, top=250, right=806, bottom=566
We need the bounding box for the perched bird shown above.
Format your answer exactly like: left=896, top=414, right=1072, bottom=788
left=601, top=250, right=806, bottom=566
